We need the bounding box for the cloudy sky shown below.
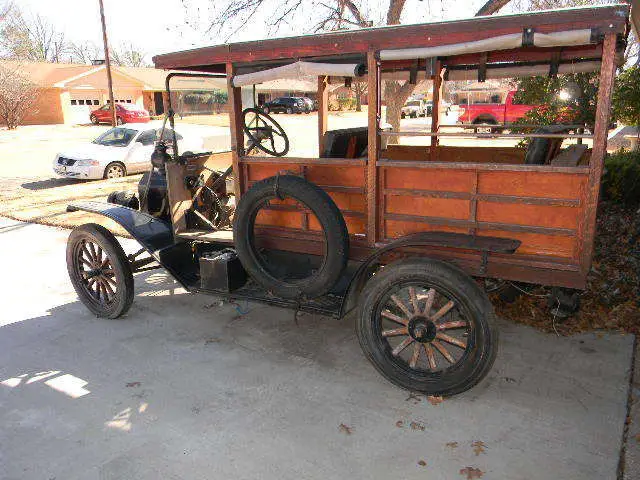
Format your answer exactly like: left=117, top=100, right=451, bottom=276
left=17, top=0, right=520, bottom=61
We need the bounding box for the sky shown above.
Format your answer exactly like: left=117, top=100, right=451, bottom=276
left=17, top=0, right=522, bottom=63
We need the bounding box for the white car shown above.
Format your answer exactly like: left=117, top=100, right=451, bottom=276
left=52, top=123, right=204, bottom=180
left=401, top=99, right=426, bottom=119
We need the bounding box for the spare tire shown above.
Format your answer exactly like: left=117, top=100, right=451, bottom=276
left=234, top=175, right=349, bottom=299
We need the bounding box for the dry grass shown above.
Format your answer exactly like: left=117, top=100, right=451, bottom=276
left=0, top=175, right=141, bottom=236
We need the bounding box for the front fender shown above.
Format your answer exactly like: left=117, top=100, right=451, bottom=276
left=67, top=201, right=173, bottom=252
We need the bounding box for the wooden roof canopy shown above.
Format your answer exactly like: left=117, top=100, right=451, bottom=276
left=153, top=4, right=634, bottom=76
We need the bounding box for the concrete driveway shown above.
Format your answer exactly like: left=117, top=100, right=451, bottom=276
left=0, top=217, right=636, bottom=480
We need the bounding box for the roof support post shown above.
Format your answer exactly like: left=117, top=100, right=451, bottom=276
left=581, top=32, right=617, bottom=273
left=367, top=50, right=380, bottom=246
left=227, top=62, right=244, bottom=199
left=318, top=75, right=328, bottom=156
left=430, top=59, right=443, bottom=161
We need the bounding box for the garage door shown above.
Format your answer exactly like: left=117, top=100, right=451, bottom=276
left=68, top=96, right=101, bottom=124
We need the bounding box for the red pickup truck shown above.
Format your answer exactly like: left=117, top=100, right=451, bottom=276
left=457, top=90, right=536, bottom=131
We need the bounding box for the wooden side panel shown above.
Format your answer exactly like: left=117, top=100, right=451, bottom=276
left=384, top=145, right=526, bottom=164
left=380, top=163, right=588, bottom=261
left=242, top=159, right=367, bottom=238
left=385, top=167, right=475, bottom=192
left=478, top=170, right=587, bottom=199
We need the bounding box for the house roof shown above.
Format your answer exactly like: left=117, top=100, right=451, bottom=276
left=0, top=61, right=226, bottom=91
left=0, top=60, right=100, bottom=87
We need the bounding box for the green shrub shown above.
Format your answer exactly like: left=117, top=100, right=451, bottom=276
left=602, top=149, right=640, bottom=206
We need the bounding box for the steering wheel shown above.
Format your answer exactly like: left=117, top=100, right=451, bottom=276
left=242, top=107, right=289, bottom=157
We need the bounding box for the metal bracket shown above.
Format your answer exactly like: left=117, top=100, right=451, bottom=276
left=548, top=51, right=561, bottom=78
left=478, top=53, right=488, bottom=83
left=522, top=27, right=535, bottom=47
left=409, top=59, right=418, bottom=85
left=480, top=250, right=489, bottom=275
left=590, top=27, right=603, bottom=44
left=425, top=57, right=437, bottom=77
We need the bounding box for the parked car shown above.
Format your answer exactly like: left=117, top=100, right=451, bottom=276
left=261, top=97, right=306, bottom=114
left=90, top=103, right=150, bottom=125
left=456, top=90, right=536, bottom=131
left=401, top=99, right=426, bottom=118
left=52, top=123, right=203, bottom=180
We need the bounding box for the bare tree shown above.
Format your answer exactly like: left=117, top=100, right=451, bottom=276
left=0, top=7, right=68, bottom=62
left=69, top=41, right=102, bottom=64
left=110, top=43, right=149, bottom=67
left=0, top=63, right=39, bottom=129
left=351, top=79, right=367, bottom=111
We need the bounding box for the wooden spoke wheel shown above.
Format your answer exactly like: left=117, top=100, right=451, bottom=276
left=66, top=223, right=134, bottom=319
left=357, top=258, right=498, bottom=396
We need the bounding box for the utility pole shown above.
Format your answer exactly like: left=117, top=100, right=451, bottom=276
left=98, top=0, right=116, bottom=126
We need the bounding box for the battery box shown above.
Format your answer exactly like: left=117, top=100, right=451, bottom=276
left=199, top=250, right=247, bottom=292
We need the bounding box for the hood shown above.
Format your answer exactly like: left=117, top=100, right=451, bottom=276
left=58, top=143, right=128, bottom=161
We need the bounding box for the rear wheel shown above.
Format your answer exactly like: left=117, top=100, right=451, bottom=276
left=66, top=223, right=134, bottom=318
left=104, top=162, right=126, bottom=179
left=286, top=107, right=293, bottom=114
left=357, top=257, right=498, bottom=396
left=263, top=106, right=270, bottom=114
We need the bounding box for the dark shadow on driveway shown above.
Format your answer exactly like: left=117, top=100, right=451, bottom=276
left=21, top=178, right=85, bottom=190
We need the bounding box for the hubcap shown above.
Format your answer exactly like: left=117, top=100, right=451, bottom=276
left=407, top=316, right=437, bottom=343
left=107, top=166, right=123, bottom=178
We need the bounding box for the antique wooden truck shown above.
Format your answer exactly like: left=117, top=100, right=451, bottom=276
left=65, top=3, right=638, bottom=396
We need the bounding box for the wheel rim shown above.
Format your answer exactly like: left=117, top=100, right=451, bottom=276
left=106, top=165, right=124, bottom=178
left=73, top=238, right=118, bottom=306
left=374, top=281, right=473, bottom=374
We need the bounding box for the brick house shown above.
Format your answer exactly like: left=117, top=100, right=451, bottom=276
left=0, top=61, right=223, bottom=125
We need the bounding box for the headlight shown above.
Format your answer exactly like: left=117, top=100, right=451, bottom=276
left=76, top=159, right=99, bottom=166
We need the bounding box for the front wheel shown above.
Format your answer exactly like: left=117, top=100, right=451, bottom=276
left=116, top=116, right=124, bottom=125
left=356, top=257, right=498, bottom=396
left=104, top=162, right=126, bottom=179
left=286, top=107, right=293, bottom=114
left=66, top=223, right=134, bottom=318
left=90, top=114, right=99, bottom=125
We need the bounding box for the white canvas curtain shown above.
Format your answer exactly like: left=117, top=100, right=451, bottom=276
left=379, top=29, right=593, bottom=61
left=232, top=61, right=364, bottom=87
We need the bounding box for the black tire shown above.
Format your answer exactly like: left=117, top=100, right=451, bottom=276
left=90, top=114, right=99, bottom=125
left=263, top=107, right=270, bottom=114
left=401, top=113, right=406, bottom=119
left=356, top=257, right=498, bottom=396
left=286, top=107, right=293, bottom=114
left=104, top=162, right=126, bottom=179
left=66, top=223, right=134, bottom=319
left=234, top=175, right=349, bottom=299
left=116, top=116, right=124, bottom=125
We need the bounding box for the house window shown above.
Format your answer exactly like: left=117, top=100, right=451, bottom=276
left=93, top=100, right=99, bottom=105
left=78, top=100, right=85, bottom=105
left=85, top=100, right=92, bottom=105
left=70, top=100, right=77, bottom=105
left=126, top=99, right=132, bottom=103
